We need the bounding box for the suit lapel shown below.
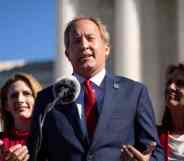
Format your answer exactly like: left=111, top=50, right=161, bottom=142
left=91, top=75, right=119, bottom=149
left=54, top=103, right=86, bottom=151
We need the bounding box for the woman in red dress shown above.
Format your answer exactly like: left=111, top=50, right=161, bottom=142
left=0, top=73, right=42, bottom=161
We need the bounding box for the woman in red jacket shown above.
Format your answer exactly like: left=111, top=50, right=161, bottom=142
left=0, top=73, right=42, bottom=161
left=159, top=63, right=184, bottom=161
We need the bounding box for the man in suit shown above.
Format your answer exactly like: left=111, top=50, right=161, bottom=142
left=28, top=16, right=164, bottom=161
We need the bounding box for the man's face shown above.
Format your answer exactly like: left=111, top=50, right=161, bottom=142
left=66, top=19, right=110, bottom=78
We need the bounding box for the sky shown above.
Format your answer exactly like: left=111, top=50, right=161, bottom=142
left=0, top=0, right=56, bottom=62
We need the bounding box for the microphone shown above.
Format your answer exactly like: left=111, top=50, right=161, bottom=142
left=41, top=75, right=81, bottom=121
left=53, top=75, right=81, bottom=105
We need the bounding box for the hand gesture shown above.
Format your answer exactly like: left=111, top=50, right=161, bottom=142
left=0, top=140, right=29, bottom=161
left=120, top=142, right=156, bottom=161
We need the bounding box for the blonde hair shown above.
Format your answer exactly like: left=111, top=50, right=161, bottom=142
left=64, top=16, right=110, bottom=49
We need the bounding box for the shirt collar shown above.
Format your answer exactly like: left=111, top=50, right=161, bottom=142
left=74, top=68, right=106, bottom=87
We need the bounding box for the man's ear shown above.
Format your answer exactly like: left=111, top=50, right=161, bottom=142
left=105, top=45, right=110, bottom=57
left=65, top=49, right=69, bottom=57
left=65, top=49, right=70, bottom=60
left=65, top=49, right=73, bottom=64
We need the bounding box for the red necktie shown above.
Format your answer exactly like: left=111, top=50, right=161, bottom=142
left=84, top=80, right=97, bottom=138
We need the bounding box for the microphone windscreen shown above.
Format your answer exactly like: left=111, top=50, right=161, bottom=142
left=53, top=75, right=80, bottom=104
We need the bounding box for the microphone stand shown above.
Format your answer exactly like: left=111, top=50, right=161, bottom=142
left=33, top=96, right=61, bottom=161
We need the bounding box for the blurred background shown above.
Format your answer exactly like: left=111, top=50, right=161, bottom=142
left=1, top=0, right=184, bottom=124
left=0, top=0, right=56, bottom=86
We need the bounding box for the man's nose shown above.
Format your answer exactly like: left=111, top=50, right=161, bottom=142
left=81, top=37, right=89, bottom=48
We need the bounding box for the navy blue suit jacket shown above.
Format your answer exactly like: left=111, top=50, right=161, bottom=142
left=28, top=74, right=164, bottom=161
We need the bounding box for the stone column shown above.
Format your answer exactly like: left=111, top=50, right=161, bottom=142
left=113, top=0, right=165, bottom=124
left=177, top=0, right=184, bottom=62
left=54, top=0, right=76, bottom=80
left=113, top=0, right=142, bottom=81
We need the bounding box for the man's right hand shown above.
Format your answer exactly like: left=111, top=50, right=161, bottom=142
left=120, top=142, right=156, bottom=161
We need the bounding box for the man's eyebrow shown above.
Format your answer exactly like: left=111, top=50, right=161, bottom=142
left=71, top=31, right=80, bottom=37
left=71, top=31, right=96, bottom=38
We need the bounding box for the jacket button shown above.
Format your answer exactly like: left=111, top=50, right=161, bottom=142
left=87, top=154, right=94, bottom=160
